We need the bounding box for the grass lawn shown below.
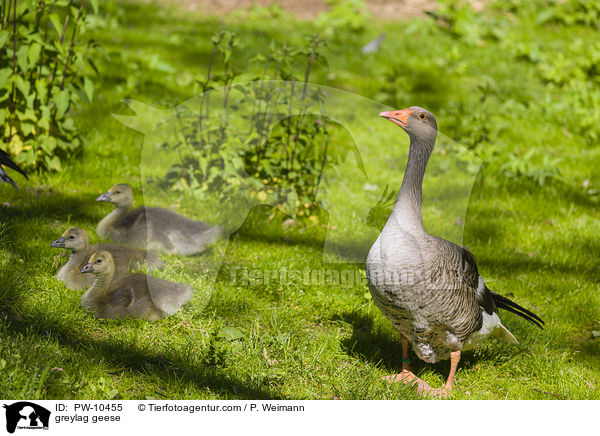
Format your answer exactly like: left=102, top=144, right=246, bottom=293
left=0, top=0, right=598, bottom=400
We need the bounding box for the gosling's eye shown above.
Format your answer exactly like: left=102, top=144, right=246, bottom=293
left=419, top=113, right=426, bottom=120
left=96, top=259, right=102, bottom=264
left=115, top=191, right=120, bottom=194
left=69, top=236, right=75, bottom=239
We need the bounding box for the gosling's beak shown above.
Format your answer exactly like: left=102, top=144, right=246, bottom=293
left=96, top=192, right=111, bottom=202
left=50, top=237, right=65, bottom=248
left=80, top=263, right=94, bottom=273
left=380, top=108, right=412, bottom=128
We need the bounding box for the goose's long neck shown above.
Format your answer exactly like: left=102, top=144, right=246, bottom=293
left=389, top=135, right=434, bottom=233
left=66, top=249, right=87, bottom=269
left=81, top=270, right=114, bottom=309
left=97, top=204, right=129, bottom=237
left=58, top=249, right=87, bottom=282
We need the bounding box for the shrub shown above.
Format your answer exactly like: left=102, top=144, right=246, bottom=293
left=163, top=32, right=351, bottom=215
left=0, top=0, right=98, bottom=172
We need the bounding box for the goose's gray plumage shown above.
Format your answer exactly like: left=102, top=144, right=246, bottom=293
left=366, top=106, right=543, bottom=395
left=80, top=250, right=192, bottom=320
left=96, top=183, right=222, bottom=255
left=51, top=227, right=164, bottom=290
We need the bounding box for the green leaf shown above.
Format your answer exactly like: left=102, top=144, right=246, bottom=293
left=49, top=13, right=63, bottom=37
left=17, top=108, right=36, bottom=122
left=21, top=122, right=35, bottom=137
left=17, top=45, right=29, bottom=72
left=83, top=77, right=94, bottom=102
left=90, top=0, right=100, bottom=14
left=28, top=43, right=42, bottom=68
left=147, top=54, right=176, bottom=73
left=14, top=76, right=31, bottom=98
left=217, top=326, right=244, bottom=341
left=20, top=149, right=36, bottom=165
left=54, top=89, right=70, bottom=117
left=36, top=79, right=48, bottom=104
left=38, top=113, right=50, bottom=131
left=0, top=31, right=9, bottom=49
left=61, top=118, right=75, bottom=131
left=0, top=68, right=11, bottom=88
left=39, top=136, right=57, bottom=154
left=45, top=155, right=62, bottom=171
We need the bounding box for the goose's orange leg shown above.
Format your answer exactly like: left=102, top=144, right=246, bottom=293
left=428, top=350, right=461, bottom=398
left=384, top=342, right=461, bottom=398
left=383, top=337, right=431, bottom=394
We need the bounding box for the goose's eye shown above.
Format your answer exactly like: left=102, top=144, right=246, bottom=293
left=96, top=259, right=102, bottom=264
left=115, top=191, right=120, bottom=194
left=419, top=113, right=426, bottom=120
left=69, top=236, right=75, bottom=239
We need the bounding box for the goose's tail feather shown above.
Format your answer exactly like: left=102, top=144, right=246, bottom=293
left=1, top=150, right=28, bottom=178
left=1, top=149, right=27, bottom=189
left=491, top=291, right=545, bottom=329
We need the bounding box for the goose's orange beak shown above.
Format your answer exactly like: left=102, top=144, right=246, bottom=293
left=380, top=108, right=412, bottom=127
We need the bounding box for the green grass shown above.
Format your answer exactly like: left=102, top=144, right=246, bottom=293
left=0, top=0, right=598, bottom=400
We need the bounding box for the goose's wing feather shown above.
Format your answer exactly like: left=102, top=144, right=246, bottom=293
left=430, top=238, right=479, bottom=296
left=455, top=244, right=544, bottom=329
left=423, top=238, right=492, bottom=341
left=460, top=247, right=495, bottom=315
left=116, top=207, right=148, bottom=231
left=107, top=279, right=135, bottom=308
left=145, top=275, right=192, bottom=315
left=146, top=207, right=211, bottom=231
left=145, top=207, right=221, bottom=254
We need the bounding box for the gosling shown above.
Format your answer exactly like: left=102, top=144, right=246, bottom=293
left=80, top=250, right=192, bottom=320
left=51, top=227, right=164, bottom=290
left=96, top=183, right=222, bottom=255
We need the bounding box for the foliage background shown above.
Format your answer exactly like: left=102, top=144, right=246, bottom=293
left=0, top=0, right=598, bottom=400
left=0, top=0, right=99, bottom=172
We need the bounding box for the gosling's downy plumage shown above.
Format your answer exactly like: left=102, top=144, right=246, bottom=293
left=51, top=227, right=164, bottom=290
left=366, top=106, right=543, bottom=396
left=80, top=250, right=192, bottom=320
left=96, top=184, right=222, bottom=255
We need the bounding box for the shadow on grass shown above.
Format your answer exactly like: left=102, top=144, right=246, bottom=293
left=333, top=307, right=555, bottom=395
left=0, top=307, right=280, bottom=400
left=232, top=205, right=378, bottom=264
left=333, top=310, right=462, bottom=381
left=0, top=188, right=104, bottom=264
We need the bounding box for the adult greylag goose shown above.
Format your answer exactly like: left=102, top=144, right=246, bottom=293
left=365, top=106, right=544, bottom=397
left=51, top=227, right=164, bottom=290
left=0, top=148, right=27, bottom=188
left=96, top=183, right=222, bottom=255
left=80, top=250, right=192, bottom=320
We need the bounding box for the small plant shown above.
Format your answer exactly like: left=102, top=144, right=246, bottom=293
left=535, top=0, right=600, bottom=28
left=515, top=39, right=600, bottom=144
left=427, top=0, right=509, bottom=46
left=500, top=149, right=563, bottom=187
left=0, top=0, right=99, bottom=172
left=164, top=32, right=349, bottom=215
left=316, top=0, right=369, bottom=36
